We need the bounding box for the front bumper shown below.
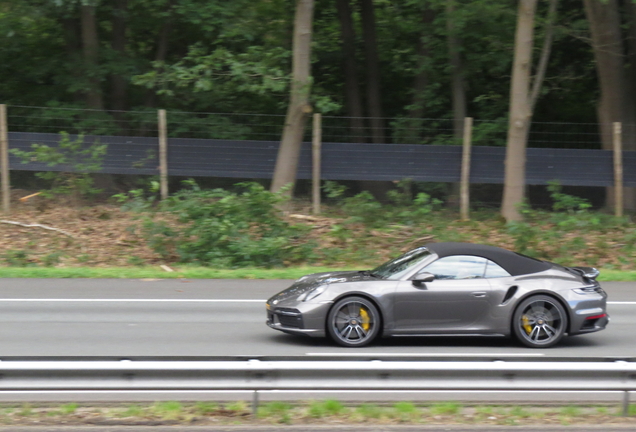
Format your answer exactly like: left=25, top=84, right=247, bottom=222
left=266, top=301, right=332, bottom=338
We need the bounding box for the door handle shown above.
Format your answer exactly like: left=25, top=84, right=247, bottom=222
left=472, top=292, right=487, bottom=297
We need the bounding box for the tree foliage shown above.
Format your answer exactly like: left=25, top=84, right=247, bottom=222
left=0, top=0, right=597, bottom=124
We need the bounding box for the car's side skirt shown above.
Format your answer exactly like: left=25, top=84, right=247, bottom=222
left=385, top=332, right=508, bottom=338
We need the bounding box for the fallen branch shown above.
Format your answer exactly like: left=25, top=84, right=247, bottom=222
left=0, top=220, right=76, bottom=238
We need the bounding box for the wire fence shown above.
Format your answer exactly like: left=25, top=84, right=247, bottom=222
left=5, top=105, right=609, bottom=150
left=2, top=105, right=636, bottom=215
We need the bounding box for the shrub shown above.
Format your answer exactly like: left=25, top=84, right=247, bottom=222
left=11, top=131, right=107, bottom=201
left=120, top=181, right=313, bottom=267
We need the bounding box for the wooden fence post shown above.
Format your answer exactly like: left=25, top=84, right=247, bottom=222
left=312, top=113, right=322, bottom=215
left=460, top=117, right=473, bottom=220
left=158, top=109, right=168, bottom=200
left=613, top=122, right=623, bottom=218
left=0, top=104, right=9, bottom=214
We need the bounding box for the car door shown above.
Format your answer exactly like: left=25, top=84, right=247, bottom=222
left=392, top=255, right=493, bottom=333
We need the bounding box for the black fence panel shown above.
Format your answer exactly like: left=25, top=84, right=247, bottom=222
left=7, top=132, right=636, bottom=187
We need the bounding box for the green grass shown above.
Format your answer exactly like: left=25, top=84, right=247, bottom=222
left=429, top=402, right=462, bottom=416
left=194, top=402, right=218, bottom=415
left=119, top=405, right=144, bottom=418
left=59, top=403, right=78, bottom=415
left=307, top=401, right=327, bottom=418
left=392, top=402, right=418, bottom=421
left=0, top=265, right=633, bottom=280
left=0, top=266, right=352, bottom=279
left=0, top=401, right=633, bottom=425
left=152, top=401, right=183, bottom=420
left=355, top=403, right=382, bottom=420
left=16, top=404, right=33, bottom=417
left=225, top=401, right=248, bottom=413
left=560, top=405, right=580, bottom=417
left=509, top=406, right=531, bottom=418
left=598, top=270, right=636, bottom=281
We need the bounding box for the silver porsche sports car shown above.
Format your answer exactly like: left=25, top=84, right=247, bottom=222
left=266, top=242, right=609, bottom=348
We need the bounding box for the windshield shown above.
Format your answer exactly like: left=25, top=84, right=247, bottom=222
left=371, top=247, right=432, bottom=280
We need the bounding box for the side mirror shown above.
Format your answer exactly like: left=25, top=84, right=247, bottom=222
left=412, top=272, right=435, bottom=287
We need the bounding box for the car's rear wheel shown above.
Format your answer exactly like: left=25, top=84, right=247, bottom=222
left=513, top=295, right=567, bottom=348
left=327, top=296, right=381, bottom=347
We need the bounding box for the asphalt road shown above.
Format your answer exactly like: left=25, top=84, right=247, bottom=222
left=0, top=278, right=632, bottom=358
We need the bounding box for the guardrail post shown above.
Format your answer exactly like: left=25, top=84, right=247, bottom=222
left=623, top=390, right=630, bottom=416
left=252, top=390, right=259, bottom=418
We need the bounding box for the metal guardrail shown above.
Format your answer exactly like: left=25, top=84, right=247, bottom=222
left=0, top=359, right=634, bottom=415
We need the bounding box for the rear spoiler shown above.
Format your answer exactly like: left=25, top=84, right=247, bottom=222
left=570, top=266, right=600, bottom=280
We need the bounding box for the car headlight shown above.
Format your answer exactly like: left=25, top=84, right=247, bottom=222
left=298, top=285, right=327, bottom=302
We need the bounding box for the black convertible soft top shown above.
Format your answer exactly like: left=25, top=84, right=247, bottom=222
left=424, top=242, right=551, bottom=276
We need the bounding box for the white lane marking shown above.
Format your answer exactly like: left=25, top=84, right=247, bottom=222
left=306, top=353, right=545, bottom=357
left=0, top=299, right=632, bottom=305
left=0, top=299, right=265, bottom=302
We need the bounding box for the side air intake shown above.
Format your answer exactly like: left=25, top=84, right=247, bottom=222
left=502, top=286, right=518, bottom=304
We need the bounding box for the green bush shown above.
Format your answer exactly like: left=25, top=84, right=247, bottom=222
left=342, top=191, right=383, bottom=226
left=120, top=181, right=314, bottom=267
left=3, top=250, right=33, bottom=267
left=327, top=179, right=442, bottom=228
left=11, top=131, right=107, bottom=201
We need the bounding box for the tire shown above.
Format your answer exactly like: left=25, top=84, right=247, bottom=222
left=512, top=295, right=568, bottom=348
left=327, top=296, right=381, bottom=347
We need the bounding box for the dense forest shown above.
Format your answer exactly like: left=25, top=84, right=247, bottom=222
left=1, top=0, right=636, bottom=217
left=0, top=0, right=598, bottom=121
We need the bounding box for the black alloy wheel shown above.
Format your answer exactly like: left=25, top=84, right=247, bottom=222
left=327, top=296, right=381, bottom=347
left=513, top=295, right=568, bottom=348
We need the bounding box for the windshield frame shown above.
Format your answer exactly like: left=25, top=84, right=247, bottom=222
left=371, top=247, right=435, bottom=280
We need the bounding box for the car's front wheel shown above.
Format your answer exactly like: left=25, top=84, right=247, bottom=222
left=513, top=295, right=568, bottom=348
left=327, top=296, right=381, bottom=347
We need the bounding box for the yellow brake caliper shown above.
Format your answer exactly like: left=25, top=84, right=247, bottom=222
left=522, top=315, right=532, bottom=335
left=360, top=307, right=371, bottom=331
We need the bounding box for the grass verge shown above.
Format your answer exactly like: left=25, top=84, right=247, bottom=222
left=0, top=266, right=633, bottom=281
left=0, top=266, right=351, bottom=279
left=0, top=401, right=633, bottom=426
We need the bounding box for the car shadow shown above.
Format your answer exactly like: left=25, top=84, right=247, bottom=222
left=267, top=333, right=603, bottom=350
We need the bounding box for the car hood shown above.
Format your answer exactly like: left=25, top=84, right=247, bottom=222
left=268, top=271, right=375, bottom=303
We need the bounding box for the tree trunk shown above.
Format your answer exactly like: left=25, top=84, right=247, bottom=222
left=583, top=0, right=625, bottom=210
left=446, top=0, right=467, bottom=208
left=623, top=2, right=636, bottom=211
left=447, top=0, right=467, bottom=145
left=529, top=0, right=558, bottom=113
left=409, top=8, right=435, bottom=121
left=335, top=0, right=365, bottom=143
left=80, top=4, right=104, bottom=110
left=358, top=0, right=385, bottom=144
left=501, top=0, right=538, bottom=222
left=111, top=0, right=128, bottom=114
left=145, top=1, right=175, bottom=108
left=270, top=0, right=315, bottom=195
left=61, top=15, right=84, bottom=105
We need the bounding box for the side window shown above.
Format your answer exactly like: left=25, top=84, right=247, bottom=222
left=419, top=255, right=487, bottom=280
left=485, top=260, right=511, bottom=278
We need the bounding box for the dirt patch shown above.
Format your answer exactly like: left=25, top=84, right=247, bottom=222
left=0, top=195, right=634, bottom=269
